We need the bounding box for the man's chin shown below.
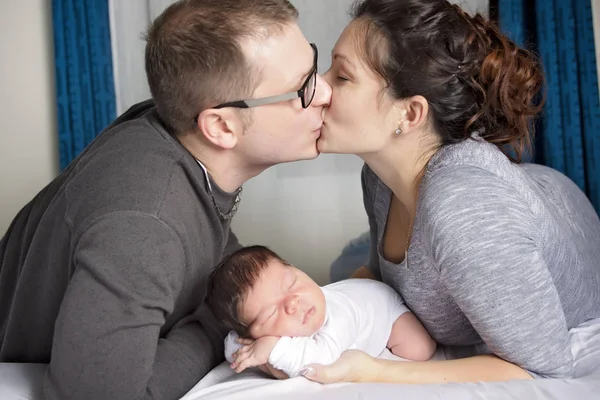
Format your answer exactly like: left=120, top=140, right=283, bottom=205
left=291, top=146, right=321, bottom=162
left=316, top=137, right=333, bottom=154
left=269, top=149, right=320, bottom=167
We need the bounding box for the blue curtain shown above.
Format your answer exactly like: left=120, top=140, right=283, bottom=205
left=52, top=0, right=116, bottom=170
left=499, top=0, right=600, bottom=210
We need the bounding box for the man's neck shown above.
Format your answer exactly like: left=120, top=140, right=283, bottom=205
left=176, top=133, right=266, bottom=192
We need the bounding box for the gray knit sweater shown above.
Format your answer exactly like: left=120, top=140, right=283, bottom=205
left=0, top=100, right=240, bottom=399
left=363, top=137, right=600, bottom=379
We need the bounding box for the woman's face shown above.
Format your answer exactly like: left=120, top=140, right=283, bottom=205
left=319, top=20, right=399, bottom=155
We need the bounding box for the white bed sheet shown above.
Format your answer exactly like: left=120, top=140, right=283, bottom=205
left=180, top=318, right=600, bottom=400
left=0, top=319, right=598, bottom=400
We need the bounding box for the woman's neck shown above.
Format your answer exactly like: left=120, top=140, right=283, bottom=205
left=361, top=139, right=437, bottom=211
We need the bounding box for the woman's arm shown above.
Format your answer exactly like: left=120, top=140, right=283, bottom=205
left=374, top=354, right=532, bottom=383
left=307, top=166, right=575, bottom=384
left=302, top=350, right=531, bottom=384
left=424, top=166, right=573, bottom=379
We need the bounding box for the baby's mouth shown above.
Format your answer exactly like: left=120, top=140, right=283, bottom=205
left=302, top=306, right=315, bottom=325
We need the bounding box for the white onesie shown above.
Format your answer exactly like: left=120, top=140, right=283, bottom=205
left=224, top=278, right=409, bottom=377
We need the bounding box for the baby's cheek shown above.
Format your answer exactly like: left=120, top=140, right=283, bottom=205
left=273, top=315, right=298, bottom=337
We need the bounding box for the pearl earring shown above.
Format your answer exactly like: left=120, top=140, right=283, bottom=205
left=395, top=119, right=404, bottom=135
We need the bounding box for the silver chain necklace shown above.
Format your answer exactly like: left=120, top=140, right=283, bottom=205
left=196, top=160, right=242, bottom=220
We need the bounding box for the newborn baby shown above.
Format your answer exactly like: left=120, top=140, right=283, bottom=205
left=206, top=245, right=436, bottom=378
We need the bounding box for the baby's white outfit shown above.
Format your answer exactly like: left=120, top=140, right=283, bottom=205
left=224, top=278, right=409, bottom=377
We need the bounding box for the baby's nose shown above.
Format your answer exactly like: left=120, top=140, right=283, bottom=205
left=284, top=296, right=299, bottom=314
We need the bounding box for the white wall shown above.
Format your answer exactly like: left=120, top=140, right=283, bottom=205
left=2, top=0, right=597, bottom=280
left=233, top=0, right=487, bottom=284
left=225, top=0, right=367, bottom=285
left=0, top=0, right=59, bottom=236
left=459, top=0, right=488, bottom=16
left=110, top=0, right=488, bottom=285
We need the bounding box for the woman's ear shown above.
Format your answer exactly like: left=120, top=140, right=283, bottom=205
left=404, top=95, right=429, bottom=132
left=196, top=108, right=244, bottom=149
left=392, top=96, right=429, bottom=136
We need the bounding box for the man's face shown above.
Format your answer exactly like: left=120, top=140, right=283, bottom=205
left=235, top=23, right=332, bottom=167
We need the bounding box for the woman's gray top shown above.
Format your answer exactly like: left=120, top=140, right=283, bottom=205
left=363, top=137, right=600, bottom=379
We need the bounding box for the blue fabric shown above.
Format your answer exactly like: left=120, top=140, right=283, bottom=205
left=331, top=1, right=600, bottom=280
left=499, top=0, right=600, bottom=210
left=329, top=231, right=370, bottom=282
left=52, top=0, right=116, bottom=170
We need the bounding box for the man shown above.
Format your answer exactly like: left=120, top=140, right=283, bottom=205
left=0, top=1, right=331, bottom=399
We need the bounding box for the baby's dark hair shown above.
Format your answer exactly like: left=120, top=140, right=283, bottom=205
left=206, top=245, right=288, bottom=337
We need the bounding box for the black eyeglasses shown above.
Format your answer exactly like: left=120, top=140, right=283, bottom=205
left=195, top=43, right=318, bottom=121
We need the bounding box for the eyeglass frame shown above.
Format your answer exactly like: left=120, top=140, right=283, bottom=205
left=194, top=43, right=318, bottom=122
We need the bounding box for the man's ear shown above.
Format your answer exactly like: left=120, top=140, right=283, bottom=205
left=196, top=108, right=244, bottom=149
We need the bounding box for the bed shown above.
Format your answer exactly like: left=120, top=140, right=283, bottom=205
left=1, top=318, right=599, bottom=399
left=180, top=317, right=600, bottom=400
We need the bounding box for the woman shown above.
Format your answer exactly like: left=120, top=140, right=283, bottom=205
left=305, top=0, right=600, bottom=384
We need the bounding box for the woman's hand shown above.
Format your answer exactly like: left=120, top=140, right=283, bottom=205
left=298, top=348, right=532, bottom=385
left=301, top=350, right=380, bottom=384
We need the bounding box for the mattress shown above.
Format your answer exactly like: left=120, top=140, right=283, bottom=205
left=1, top=318, right=598, bottom=399
left=180, top=318, right=600, bottom=400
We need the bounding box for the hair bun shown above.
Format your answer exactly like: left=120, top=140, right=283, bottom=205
left=450, top=3, right=545, bottom=162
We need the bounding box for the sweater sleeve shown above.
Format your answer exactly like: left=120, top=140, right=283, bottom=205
left=44, top=212, right=218, bottom=400
left=424, top=166, right=573, bottom=379
left=224, top=228, right=242, bottom=257
left=361, top=164, right=381, bottom=280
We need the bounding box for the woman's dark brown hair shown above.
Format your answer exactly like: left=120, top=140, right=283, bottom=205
left=352, top=0, right=544, bottom=162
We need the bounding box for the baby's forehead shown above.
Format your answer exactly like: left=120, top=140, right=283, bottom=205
left=238, top=260, right=293, bottom=317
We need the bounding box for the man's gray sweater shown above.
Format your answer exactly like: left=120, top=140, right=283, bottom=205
left=0, top=100, right=240, bottom=399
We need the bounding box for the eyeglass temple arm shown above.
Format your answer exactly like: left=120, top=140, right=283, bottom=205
left=216, top=91, right=301, bottom=109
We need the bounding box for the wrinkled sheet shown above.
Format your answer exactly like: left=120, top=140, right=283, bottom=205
left=1, top=319, right=598, bottom=399
left=180, top=318, right=600, bottom=400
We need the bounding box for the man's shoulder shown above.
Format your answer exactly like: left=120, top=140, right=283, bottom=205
left=64, top=108, right=206, bottom=228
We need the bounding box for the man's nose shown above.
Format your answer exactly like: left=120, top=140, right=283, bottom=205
left=284, top=295, right=299, bottom=314
left=312, top=74, right=332, bottom=107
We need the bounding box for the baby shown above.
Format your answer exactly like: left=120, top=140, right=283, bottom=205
left=206, top=245, right=436, bottom=378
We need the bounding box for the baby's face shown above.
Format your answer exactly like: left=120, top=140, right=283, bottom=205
left=239, top=259, right=326, bottom=339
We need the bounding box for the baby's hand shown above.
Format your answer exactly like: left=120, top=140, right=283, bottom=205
left=231, top=336, right=279, bottom=373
